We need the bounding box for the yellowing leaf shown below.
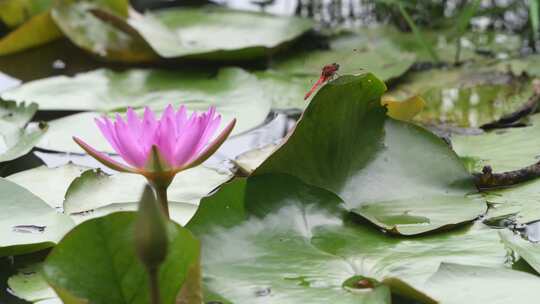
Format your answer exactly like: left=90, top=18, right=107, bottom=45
left=382, top=95, right=425, bottom=121
left=0, top=11, right=62, bottom=56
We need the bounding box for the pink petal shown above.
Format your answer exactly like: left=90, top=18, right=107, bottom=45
left=175, top=105, right=188, bottom=133
left=193, top=111, right=221, bottom=156
left=126, top=107, right=142, bottom=138
left=73, top=137, right=137, bottom=173
left=179, top=118, right=236, bottom=171
left=154, top=114, right=176, bottom=167
left=114, top=114, right=147, bottom=167
left=95, top=117, right=122, bottom=154
left=141, top=107, right=158, bottom=152
left=172, top=114, right=207, bottom=167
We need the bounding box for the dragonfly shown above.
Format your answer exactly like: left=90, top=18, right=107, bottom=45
left=304, top=63, right=340, bottom=100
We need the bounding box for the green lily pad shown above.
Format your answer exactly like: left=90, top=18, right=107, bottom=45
left=68, top=201, right=198, bottom=225
left=500, top=229, right=540, bottom=274
left=422, top=263, right=540, bottom=303
left=494, top=54, right=540, bottom=78
left=8, top=263, right=57, bottom=303
left=255, top=73, right=485, bottom=235
left=452, top=114, right=540, bottom=173
left=4, top=68, right=271, bottom=153
left=63, top=166, right=231, bottom=221
left=257, top=31, right=416, bottom=109
left=2, top=67, right=268, bottom=112
left=43, top=212, right=200, bottom=304
left=7, top=164, right=88, bottom=209
left=0, top=177, right=74, bottom=257
left=187, top=175, right=507, bottom=303
left=386, top=65, right=532, bottom=128
left=0, top=100, right=47, bottom=163
left=483, top=178, right=540, bottom=225
left=50, top=1, right=156, bottom=63
left=127, top=6, right=313, bottom=60
left=274, top=32, right=416, bottom=79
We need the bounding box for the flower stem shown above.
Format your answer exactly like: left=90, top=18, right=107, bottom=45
left=148, top=267, right=161, bottom=304
left=154, top=185, right=169, bottom=219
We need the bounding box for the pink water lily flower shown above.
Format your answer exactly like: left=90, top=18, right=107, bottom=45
left=74, top=105, right=235, bottom=181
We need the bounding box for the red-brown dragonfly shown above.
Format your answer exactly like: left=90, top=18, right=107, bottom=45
left=304, top=63, right=340, bottom=100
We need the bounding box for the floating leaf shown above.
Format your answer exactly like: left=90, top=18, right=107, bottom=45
left=274, top=32, right=415, bottom=79
left=483, top=179, right=540, bottom=226
left=8, top=263, right=57, bottom=303
left=234, top=143, right=277, bottom=175
left=386, top=65, right=532, bottom=128
left=382, top=95, right=425, bottom=121
left=0, top=178, right=74, bottom=257
left=43, top=212, right=200, bottom=304
left=51, top=1, right=157, bottom=63
left=187, top=175, right=507, bottom=303
left=7, top=164, right=88, bottom=209
left=0, top=100, right=47, bottom=163
left=3, top=68, right=270, bottom=153
left=452, top=114, right=540, bottom=173
left=63, top=165, right=232, bottom=223
left=127, top=6, right=313, bottom=60
left=0, top=12, right=62, bottom=56
left=500, top=229, right=540, bottom=274
left=257, top=32, right=416, bottom=109
left=255, top=73, right=484, bottom=235
left=422, top=263, right=540, bottom=303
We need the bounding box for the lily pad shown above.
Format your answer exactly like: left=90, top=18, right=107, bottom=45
left=68, top=201, right=198, bottom=225
left=0, top=100, right=47, bottom=163
left=500, top=229, right=540, bottom=274
left=5, top=68, right=271, bottom=153
left=0, top=12, right=62, bottom=56
left=255, top=73, right=485, bottom=235
left=127, top=6, right=313, bottom=60
left=257, top=32, right=416, bottom=109
left=386, top=65, right=532, bottom=128
left=43, top=212, right=200, bottom=304
left=63, top=165, right=231, bottom=218
left=482, top=175, right=540, bottom=226
left=452, top=114, right=540, bottom=173
left=234, top=143, right=277, bottom=175
left=187, top=175, right=507, bottom=303
left=7, top=164, right=88, bottom=209
left=0, top=177, right=74, bottom=257
left=273, top=32, right=416, bottom=79
left=50, top=1, right=157, bottom=63
left=422, top=262, right=540, bottom=303
left=8, top=263, right=57, bottom=303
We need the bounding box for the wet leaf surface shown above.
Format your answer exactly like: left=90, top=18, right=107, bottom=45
left=386, top=64, right=532, bottom=128
left=453, top=114, right=540, bottom=173
left=0, top=178, right=74, bottom=257
left=187, top=175, right=507, bottom=303
left=43, top=212, right=200, bottom=304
